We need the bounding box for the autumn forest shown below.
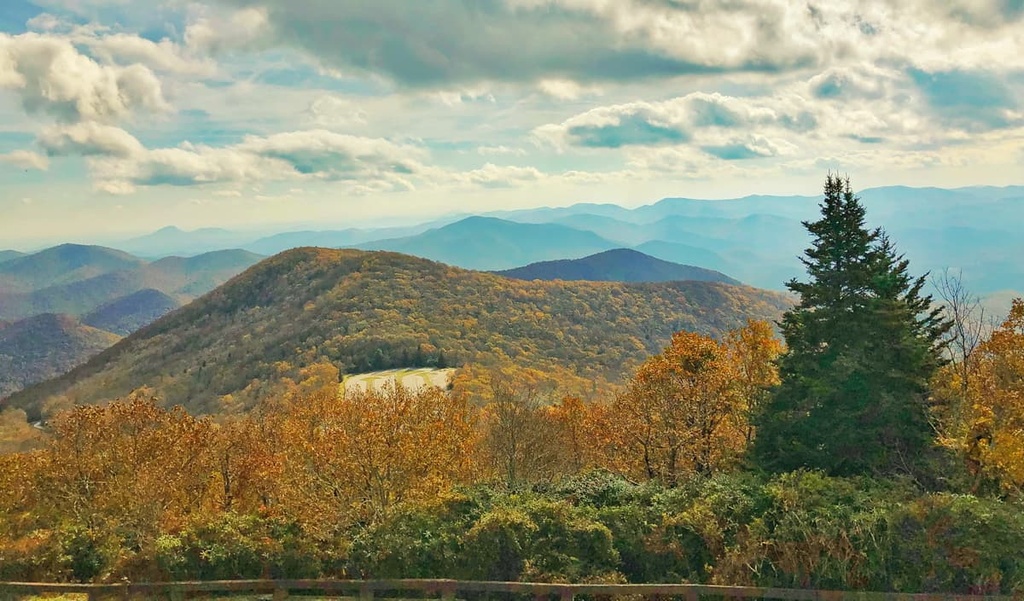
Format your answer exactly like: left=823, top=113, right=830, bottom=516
left=2, top=177, right=1024, bottom=593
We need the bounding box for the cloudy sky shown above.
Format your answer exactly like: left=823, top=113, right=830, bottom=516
left=1, top=0, right=1023, bottom=245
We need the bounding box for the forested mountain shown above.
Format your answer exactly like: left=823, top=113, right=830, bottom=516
left=0, top=244, right=145, bottom=293
left=82, top=289, right=182, bottom=335
left=496, top=248, right=739, bottom=284
left=143, top=250, right=265, bottom=297
left=0, top=250, right=24, bottom=263
left=4, top=248, right=790, bottom=418
left=0, top=247, right=262, bottom=397
left=357, top=217, right=619, bottom=270
left=0, top=247, right=262, bottom=321
left=0, top=313, right=120, bottom=398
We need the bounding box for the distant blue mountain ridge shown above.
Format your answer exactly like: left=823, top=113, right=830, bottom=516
left=7, top=185, right=1018, bottom=299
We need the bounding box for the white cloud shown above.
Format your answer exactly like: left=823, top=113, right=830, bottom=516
left=202, top=0, right=1024, bottom=90
left=450, top=163, right=544, bottom=189
left=25, top=13, right=63, bottom=32
left=38, top=122, right=145, bottom=157
left=0, top=32, right=169, bottom=123
left=184, top=6, right=270, bottom=54
left=536, top=79, right=599, bottom=100
left=80, top=129, right=431, bottom=194
left=305, top=94, right=367, bottom=128
left=534, top=91, right=817, bottom=153
left=477, top=145, right=527, bottom=156
left=0, top=150, right=49, bottom=170
left=433, top=87, right=496, bottom=106
left=82, top=33, right=215, bottom=76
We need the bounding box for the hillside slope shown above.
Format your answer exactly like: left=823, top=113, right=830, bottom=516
left=496, top=248, right=740, bottom=285
left=5, top=248, right=790, bottom=417
left=0, top=314, right=120, bottom=398
left=82, top=289, right=182, bottom=335
left=0, top=250, right=24, bottom=264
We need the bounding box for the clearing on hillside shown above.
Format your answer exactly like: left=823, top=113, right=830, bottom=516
left=341, top=367, right=455, bottom=395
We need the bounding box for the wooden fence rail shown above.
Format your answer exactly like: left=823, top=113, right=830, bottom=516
left=0, top=579, right=1018, bottom=601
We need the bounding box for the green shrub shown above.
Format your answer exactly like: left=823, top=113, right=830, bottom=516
left=878, top=494, right=1024, bottom=594
left=349, top=493, right=483, bottom=578
left=457, top=497, right=620, bottom=582
left=154, top=513, right=321, bottom=580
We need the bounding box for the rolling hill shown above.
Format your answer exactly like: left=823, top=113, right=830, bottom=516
left=4, top=248, right=791, bottom=418
left=143, top=249, right=265, bottom=297
left=82, top=289, right=182, bottom=335
left=0, top=244, right=145, bottom=293
left=358, top=217, right=619, bottom=270
left=0, top=248, right=263, bottom=321
left=0, top=250, right=24, bottom=263
left=0, top=313, right=121, bottom=399
left=496, top=248, right=740, bottom=284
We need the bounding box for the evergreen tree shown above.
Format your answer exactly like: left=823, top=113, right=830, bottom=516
left=752, top=175, right=949, bottom=477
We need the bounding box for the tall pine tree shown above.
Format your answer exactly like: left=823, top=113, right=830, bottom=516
left=752, top=175, right=949, bottom=477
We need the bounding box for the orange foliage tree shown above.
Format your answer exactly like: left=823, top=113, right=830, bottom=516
left=34, top=396, right=216, bottom=536
left=275, top=381, right=475, bottom=535
left=601, top=321, right=781, bottom=484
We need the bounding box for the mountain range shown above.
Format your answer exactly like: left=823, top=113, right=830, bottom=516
left=0, top=245, right=265, bottom=398
left=3, top=248, right=790, bottom=418
left=27, top=185, right=1014, bottom=299
left=0, top=245, right=263, bottom=322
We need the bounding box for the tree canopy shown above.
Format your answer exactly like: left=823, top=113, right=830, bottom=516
left=753, top=175, right=949, bottom=477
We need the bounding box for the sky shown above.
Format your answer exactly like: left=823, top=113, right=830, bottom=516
left=1, top=0, right=1023, bottom=246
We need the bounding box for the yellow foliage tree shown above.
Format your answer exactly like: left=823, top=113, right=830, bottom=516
left=207, top=413, right=284, bottom=514
left=479, top=378, right=568, bottom=488
left=937, top=298, right=1024, bottom=493
left=602, top=321, right=781, bottom=484
left=606, top=331, right=741, bottom=483
left=726, top=319, right=785, bottom=443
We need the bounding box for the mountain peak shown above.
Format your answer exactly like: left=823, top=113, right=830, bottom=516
left=496, top=248, right=740, bottom=285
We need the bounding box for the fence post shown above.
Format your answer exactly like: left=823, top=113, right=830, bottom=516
left=560, top=587, right=574, bottom=601
left=361, top=583, right=374, bottom=601
left=441, top=583, right=456, bottom=601
left=273, top=586, right=290, bottom=601
left=686, top=589, right=699, bottom=601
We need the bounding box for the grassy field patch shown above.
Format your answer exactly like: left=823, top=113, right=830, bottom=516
left=341, top=367, right=455, bottom=395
